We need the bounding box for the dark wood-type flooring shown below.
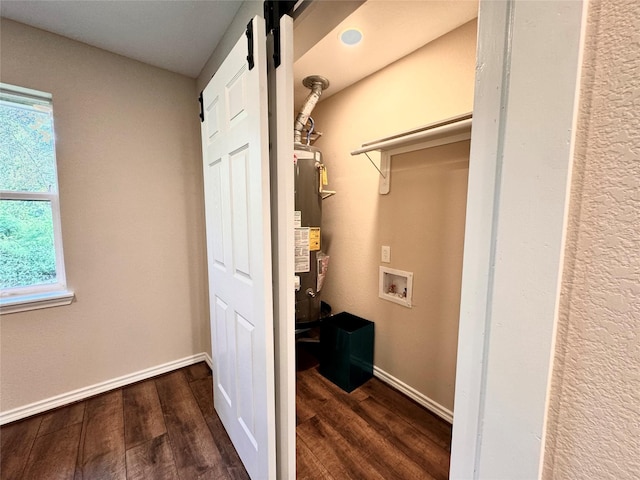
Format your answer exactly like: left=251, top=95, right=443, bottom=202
left=0, top=363, right=248, bottom=480
left=2, top=355, right=451, bottom=480
left=296, top=345, right=452, bottom=480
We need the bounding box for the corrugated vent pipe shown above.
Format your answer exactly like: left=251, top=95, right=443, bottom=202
left=294, top=75, right=330, bottom=144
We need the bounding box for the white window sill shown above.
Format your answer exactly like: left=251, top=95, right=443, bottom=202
left=0, top=290, right=75, bottom=315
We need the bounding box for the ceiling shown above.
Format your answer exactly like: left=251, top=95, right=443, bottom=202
left=0, top=0, right=242, bottom=78
left=294, top=0, right=478, bottom=109
left=0, top=0, right=478, bottom=101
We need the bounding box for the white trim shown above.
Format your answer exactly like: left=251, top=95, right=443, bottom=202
left=450, top=1, right=586, bottom=478
left=385, top=132, right=472, bottom=158
left=380, top=132, right=471, bottom=195
left=351, top=115, right=472, bottom=195
left=0, top=280, right=69, bottom=299
left=373, top=366, right=453, bottom=424
left=270, top=14, right=297, bottom=480
left=378, top=266, right=413, bottom=308
left=0, top=353, right=212, bottom=425
left=0, top=85, right=69, bottom=300
left=379, top=152, right=390, bottom=194
left=0, top=289, right=74, bottom=314
left=351, top=114, right=472, bottom=155
left=203, top=352, right=213, bottom=370
left=538, top=2, right=590, bottom=473
left=0, top=190, right=58, bottom=201
left=450, top=1, right=511, bottom=476
left=0, top=82, right=52, bottom=102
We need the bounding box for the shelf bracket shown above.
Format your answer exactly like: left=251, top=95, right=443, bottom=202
left=357, top=150, right=390, bottom=194
left=364, top=151, right=386, bottom=178
left=350, top=113, right=472, bottom=196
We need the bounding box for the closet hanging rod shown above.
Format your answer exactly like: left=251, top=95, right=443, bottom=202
left=351, top=112, right=472, bottom=155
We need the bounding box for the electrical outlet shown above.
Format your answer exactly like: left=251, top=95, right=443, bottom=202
left=381, top=245, right=391, bottom=263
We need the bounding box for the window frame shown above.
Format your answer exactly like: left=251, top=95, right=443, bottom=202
left=0, top=83, right=73, bottom=313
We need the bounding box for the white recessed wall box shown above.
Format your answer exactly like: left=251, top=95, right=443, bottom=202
left=379, top=266, right=413, bottom=308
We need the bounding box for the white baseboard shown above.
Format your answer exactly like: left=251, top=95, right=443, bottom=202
left=0, top=352, right=213, bottom=426
left=373, top=366, right=454, bottom=424
left=203, top=352, right=213, bottom=370
left=1, top=355, right=450, bottom=427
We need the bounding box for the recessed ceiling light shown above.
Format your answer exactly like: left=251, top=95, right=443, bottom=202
left=340, top=28, right=363, bottom=46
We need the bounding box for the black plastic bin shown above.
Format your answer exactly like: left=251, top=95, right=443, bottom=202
left=319, top=312, right=374, bottom=392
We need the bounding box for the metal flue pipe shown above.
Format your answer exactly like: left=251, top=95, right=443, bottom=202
left=294, top=75, right=330, bottom=145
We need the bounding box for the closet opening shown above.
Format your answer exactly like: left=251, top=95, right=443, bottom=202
left=290, top=1, right=479, bottom=477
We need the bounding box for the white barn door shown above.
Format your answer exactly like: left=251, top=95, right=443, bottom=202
left=200, top=16, right=276, bottom=480
left=267, top=14, right=296, bottom=479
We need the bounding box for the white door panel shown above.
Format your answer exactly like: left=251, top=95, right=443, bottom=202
left=200, top=16, right=275, bottom=480
left=267, top=14, right=296, bottom=479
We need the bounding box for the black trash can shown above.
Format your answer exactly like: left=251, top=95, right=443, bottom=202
left=320, top=312, right=374, bottom=392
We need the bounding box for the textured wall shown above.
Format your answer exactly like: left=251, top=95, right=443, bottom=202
left=0, top=20, right=208, bottom=412
left=543, top=0, right=640, bottom=477
left=310, top=20, right=476, bottom=411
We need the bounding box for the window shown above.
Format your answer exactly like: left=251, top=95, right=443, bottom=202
left=0, top=83, right=73, bottom=313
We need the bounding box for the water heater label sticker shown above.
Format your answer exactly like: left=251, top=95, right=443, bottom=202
left=294, top=211, right=302, bottom=228
left=295, top=227, right=310, bottom=273
left=309, top=227, right=321, bottom=251
left=317, top=252, right=329, bottom=292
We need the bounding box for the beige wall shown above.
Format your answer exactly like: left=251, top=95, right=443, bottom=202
left=543, top=0, right=640, bottom=477
left=310, top=20, right=476, bottom=411
left=0, top=19, right=208, bottom=412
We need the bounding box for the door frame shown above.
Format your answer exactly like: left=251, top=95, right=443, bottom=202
left=282, top=0, right=587, bottom=478
left=192, top=0, right=586, bottom=479
left=267, top=12, right=296, bottom=480
left=449, top=1, right=587, bottom=478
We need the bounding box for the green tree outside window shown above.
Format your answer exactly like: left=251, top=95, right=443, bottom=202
left=1, top=91, right=60, bottom=290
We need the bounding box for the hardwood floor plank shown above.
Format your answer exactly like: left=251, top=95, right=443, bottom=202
left=3, top=363, right=447, bottom=480
left=359, top=378, right=452, bottom=450
left=354, top=396, right=450, bottom=479
left=38, top=402, right=85, bottom=437
left=222, top=466, right=251, bottom=480
left=295, top=372, right=323, bottom=425
left=297, top=367, right=368, bottom=409
left=315, top=367, right=371, bottom=402
left=123, top=379, right=166, bottom=449
left=0, top=415, right=42, bottom=480
left=316, top=397, right=433, bottom=480
left=203, top=413, right=249, bottom=479
left=296, top=435, right=334, bottom=480
left=189, top=375, right=215, bottom=418
left=183, top=362, right=211, bottom=383
left=76, top=390, right=126, bottom=480
left=297, top=415, right=386, bottom=480
left=23, top=423, right=82, bottom=480
left=296, top=365, right=451, bottom=479
left=125, top=434, right=179, bottom=480
left=155, top=370, right=227, bottom=479
left=0, top=365, right=251, bottom=480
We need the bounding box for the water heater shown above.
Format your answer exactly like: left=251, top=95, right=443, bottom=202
left=294, top=76, right=332, bottom=328
left=294, top=145, right=323, bottom=324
